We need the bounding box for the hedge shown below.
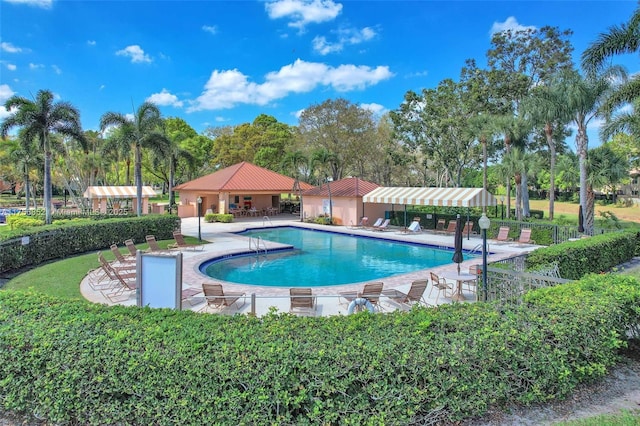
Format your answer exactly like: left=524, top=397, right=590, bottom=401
left=525, top=231, right=639, bottom=280
left=0, top=215, right=180, bottom=274
left=204, top=213, right=233, bottom=223
left=1, top=273, right=638, bottom=425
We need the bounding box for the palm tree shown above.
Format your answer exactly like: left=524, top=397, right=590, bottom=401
left=1, top=89, right=86, bottom=224
left=9, top=131, right=43, bottom=213
left=522, top=80, right=572, bottom=221
left=582, top=7, right=640, bottom=107
left=101, top=127, right=133, bottom=185
left=100, top=102, right=168, bottom=216
left=601, top=97, right=640, bottom=144
left=559, top=68, right=625, bottom=234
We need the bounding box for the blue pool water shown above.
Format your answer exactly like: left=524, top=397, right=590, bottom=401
left=201, top=227, right=475, bottom=287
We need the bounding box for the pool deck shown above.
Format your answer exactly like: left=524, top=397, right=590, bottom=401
left=80, top=214, right=540, bottom=316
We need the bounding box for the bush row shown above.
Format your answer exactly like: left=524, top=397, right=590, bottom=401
left=0, top=273, right=638, bottom=425
left=0, top=215, right=180, bottom=274
left=524, top=231, right=639, bottom=280
left=204, top=213, right=234, bottom=223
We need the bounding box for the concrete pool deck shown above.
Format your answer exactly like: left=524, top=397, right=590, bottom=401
left=80, top=214, right=540, bottom=316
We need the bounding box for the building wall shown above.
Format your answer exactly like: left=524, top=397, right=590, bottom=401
left=302, top=196, right=391, bottom=226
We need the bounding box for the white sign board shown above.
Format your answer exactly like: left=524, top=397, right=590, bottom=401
left=136, top=251, right=183, bottom=309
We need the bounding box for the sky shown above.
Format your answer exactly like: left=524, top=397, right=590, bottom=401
left=0, top=0, right=638, bottom=145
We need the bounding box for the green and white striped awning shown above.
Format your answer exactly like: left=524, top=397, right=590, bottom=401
left=83, top=186, right=157, bottom=199
left=362, top=187, right=497, bottom=207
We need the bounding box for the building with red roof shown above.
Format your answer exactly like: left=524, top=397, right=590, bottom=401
left=301, top=177, right=384, bottom=226
left=174, top=162, right=312, bottom=218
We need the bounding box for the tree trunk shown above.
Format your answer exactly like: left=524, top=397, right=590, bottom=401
left=514, top=173, right=522, bottom=221
left=545, top=122, right=555, bottom=221
left=24, top=166, right=30, bottom=215
left=586, top=184, right=596, bottom=235
left=576, top=119, right=590, bottom=234
left=521, top=173, right=530, bottom=217
left=44, top=147, right=52, bottom=224
left=135, top=143, right=142, bottom=217
left=126, top=159, right=131, bottom=186
left=169, top=157, right=175, bottom=215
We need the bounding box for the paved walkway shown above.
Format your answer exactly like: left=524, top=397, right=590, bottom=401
left=80, top=215, right=539, bottom=316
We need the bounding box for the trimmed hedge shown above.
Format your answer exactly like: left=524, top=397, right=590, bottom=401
left=525, top=231, right=639, bottom=280
left=204, top=213, right=233, bottom=223
left=0, top=215, right=180, bottom=274
left=0, top=273, right=638, bottom=425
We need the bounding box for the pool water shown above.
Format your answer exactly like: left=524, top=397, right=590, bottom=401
left=201, top=227, right=474, bottom=287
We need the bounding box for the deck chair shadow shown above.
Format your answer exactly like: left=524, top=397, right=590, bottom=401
left=199, top=283, right=246, bottom=313
left=383, top=280, right=429, bottom=310
left=168, top=231, right=204, bottom=251
left=339, top=281, right=384, bottom=311
left=289, top=288, right=317, bottom=315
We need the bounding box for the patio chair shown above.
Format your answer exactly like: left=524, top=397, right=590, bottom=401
left=145, top=235, right=171, bottom=253
left=429, top=272, right=453, bottom=304
left=339, top=281, right=384, bottom=312
left=168, top=231, right=204, bottom=251
left=517, top=228, right=535, bottom=244
left=462, top=221, right=475, bottom=235
left=349, top=216, right=369, bottom=229
left=289, top=288, right=317, bottom=315
left=383, top=280, right=429, bottom=310
left=199, top=283, right=246, bottom=313
left=495, top=226, right=512, bottom=243
left=367, top=218, right=383, bottom=229
left=110, top=244, right=136, bottom=266
left=181, top=286, right=203, bottom=306
left=400, top=220, right=421, bottom=234
left=98, top=256, right=137, bottom=302
left=435, top=219, right=446, bottom=232
left=124, top=239, right=138, bottom=257
left=444, top=221, right=457, bottom=233
left=372, top=218, right=391, bottom=231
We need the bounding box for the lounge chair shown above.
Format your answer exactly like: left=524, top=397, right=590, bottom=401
left=350, top=216, right=369, bottom=228
left=444, top=221, right=457, bottom=233
left=145, top=235, right=171, bottom=253
left=289, top=288, right=317, bottom=315
left=429, top=272, right=453, bottom=304
left=372, top=218, right=391, bottom=231
left=124, top=239, right=138, bottom=257
left=516, top=228, right=535, bottom=244
left=339, top=282, right=384, bottom=312
left=110, top=244, right=136, bottom=266
left=435, top=219, right=446, bottom=232
left=494, top=226, right=512, bottom=243
left=368, top=218, right=383, bottom=229
left=168, top=231, right=204, bottom=251
left=97, top=255, right=137, bottom=302
left=383, top=280, right=429, bottom=310
left=199, top=283, right=246, bottom=313
left=181, top=286, right=203, bottom=306
left=400, top=220, right=421, bottom=234
left=462, top=221, right=475, bottom=236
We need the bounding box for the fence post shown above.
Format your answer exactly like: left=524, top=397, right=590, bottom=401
left=250, top=293, right=256, bottom=317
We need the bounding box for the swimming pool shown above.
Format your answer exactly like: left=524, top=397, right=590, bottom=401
left=200, top=226, right=476, bottom=287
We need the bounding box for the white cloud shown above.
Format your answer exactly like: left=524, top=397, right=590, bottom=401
left=313, top=26, right=376, bottom=55
left=52, top=64, right=62, bottom=75
left=99, top=84, right=105, bottom=90
left=116, top=45, right=152, bottom=63
left=146, top=89, right=183, bottom=108
left=202, top=25, right=218, bottom=35
left=214, top=116, right=228, bottom=122
left=6, top=64, right=16, bottom=71
left=3, top=0, right=52, bottom=8
left=360, top=102, right=386, bottom=116
left=189, top=59, right=393, bottom=111
left=0, top=84, right=16, bottom=120
left=1, top=42, right=24, bottom=53
left=265, top=0, right=342, bottom=31
left=405, top=70, right=428, bottom=78
left=87, top=40, right=96, bottom=46
left=29, top=63, right=44, bottom=69
left=490, top=16, right=536, bottom=36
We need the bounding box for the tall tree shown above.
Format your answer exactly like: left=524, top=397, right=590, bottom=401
left=1, top=89, right=86, bottom=224
left=100, top=102, right=169, bottom=216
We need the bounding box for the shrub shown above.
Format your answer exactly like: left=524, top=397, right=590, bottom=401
left=0, top=274, right=638, bottom=425
left=525, top=231, right=639, bottom=280
left=0, top=215, right=180, bottom=274
left=204, top=213, right=233, bottom=223
left=6, top=215, right=45, bottom=230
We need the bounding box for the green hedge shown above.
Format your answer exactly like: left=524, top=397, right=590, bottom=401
left=204, top=213, right=233, bottom=223
left=1, top=273, right=638, bottom=425
left=0, top=215, right=180, bottom=274
left=524, top=231, right=639, bottom=280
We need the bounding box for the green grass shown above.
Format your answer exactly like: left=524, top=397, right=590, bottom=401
left=554, top=410, right=640, bottom=425
left=3, top=236, right=203, bottom=298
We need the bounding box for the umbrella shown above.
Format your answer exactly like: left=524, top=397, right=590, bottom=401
left=578, top=205, right=585, bottom=233
left=452, top=214, right=464, bottom=274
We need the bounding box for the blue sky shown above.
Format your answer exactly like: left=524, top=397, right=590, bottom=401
left=0, top=0, right=638, bottom=144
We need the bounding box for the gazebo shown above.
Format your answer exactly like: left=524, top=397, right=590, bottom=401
left=174, top=162, right=313, bottom=218
left=83, top=186, right=156, bottom=214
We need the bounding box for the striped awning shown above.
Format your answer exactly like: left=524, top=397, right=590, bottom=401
left=83, top=186, right=157, bottom=199
left=362, top=187, right=497, bottom=207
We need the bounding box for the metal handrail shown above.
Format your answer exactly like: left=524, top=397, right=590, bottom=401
left=263, top=216, right=272, bottom=227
